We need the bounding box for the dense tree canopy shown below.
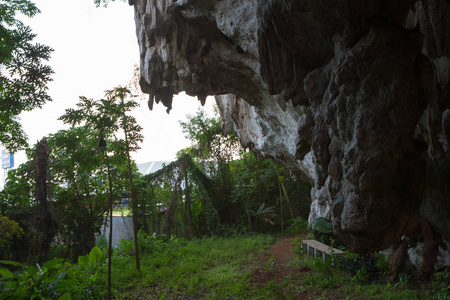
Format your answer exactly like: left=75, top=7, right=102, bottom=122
left=0, top=90, right=310, bottom=263
left=0, top=87, right=145, bottom=262
left=0, top=0, right=53, bottom=151
left=138, top=108, right=311, bottom=238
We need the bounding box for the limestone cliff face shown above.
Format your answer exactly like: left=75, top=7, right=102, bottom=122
left=130, top=0, right=450, bottom=268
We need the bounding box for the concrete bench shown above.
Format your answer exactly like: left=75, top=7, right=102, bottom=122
left=301, top=239, right=346, bottom=261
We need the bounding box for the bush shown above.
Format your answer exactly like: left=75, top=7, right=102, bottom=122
left=340, top=253, right=388, bottom=285
left=287, top=217, right=309, bottom=234
left=0, top=214, right=24, bottom=260
left=0, top=246, right=108, bottom=300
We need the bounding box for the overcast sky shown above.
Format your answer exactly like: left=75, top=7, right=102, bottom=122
left=13, top=0, right=215, bottom=167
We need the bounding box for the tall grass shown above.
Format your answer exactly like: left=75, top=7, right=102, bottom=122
left=113, top=233, right=275, bottom=299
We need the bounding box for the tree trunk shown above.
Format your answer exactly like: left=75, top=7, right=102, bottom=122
left=105, top=151, right=113, bottom=300
left=278, top=180, right=284, bottom=233
left=124, top=128, right=140, bottom=271
left=274, top=164, right=295, bottom=219
left=184, top=172, right=193, bottom=240
left=35, top=139, right=56, bottom=264
left=243, top=195, right=252, bottom=232
left=163, top=178, right=180, bottom=236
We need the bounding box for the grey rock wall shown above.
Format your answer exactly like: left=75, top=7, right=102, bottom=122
left=130, top=0, right=450, bottom=270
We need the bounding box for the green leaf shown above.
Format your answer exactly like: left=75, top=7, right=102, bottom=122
left=0, top=266, right=13, bottom=278
left=0, top=260, right=25, bottom=267
left=78, top=255, right=89, bottom=266
left=89, top=246, right=103, bottom=264
left=91, top=271, right=98, bottom=282
left=120, top=238, right=132, bottom=253
left=43, top=258, right=64, bottom=270
left=57, top=293, right=72, bottom=300
left=14, top=290, right=28, bottom=298
left=312, top=217, right=333, bottom=234
left=27, top=266, right=39, bottom=277
left=51, top=271, right=68, bottom=287
left=57, top=279, right=76, bottom=288
left=96, top=235, right=108, bottom=249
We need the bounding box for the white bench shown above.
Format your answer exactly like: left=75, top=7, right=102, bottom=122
left=301, top=239, right=346, bottom=261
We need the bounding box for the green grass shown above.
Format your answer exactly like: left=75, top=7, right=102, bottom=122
left=3, top=234, right=449, bottom=299
left=111, top=206, right=131, bottom=216
left=108, top=235, right=448, bottom=300
left=125, top=234, right=275, bottom=299
left=287, top=238, right=448, bottom=300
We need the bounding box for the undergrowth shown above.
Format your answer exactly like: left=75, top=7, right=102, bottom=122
left=1, top=233, right=449, bottom=299
left=290, top=238, right=449, bottom=299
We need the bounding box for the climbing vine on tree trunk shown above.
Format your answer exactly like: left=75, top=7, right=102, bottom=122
left=34, top=139, right=56, bottom=264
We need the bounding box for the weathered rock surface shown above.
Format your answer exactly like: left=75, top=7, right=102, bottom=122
left=130, top=0, right=450, bottom=270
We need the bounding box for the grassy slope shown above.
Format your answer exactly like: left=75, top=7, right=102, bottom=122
left=112, top=234, right=276, bottom=299
left=107, top=235, right=449, bottom=300
left=3, top=234, right=448, bottom=299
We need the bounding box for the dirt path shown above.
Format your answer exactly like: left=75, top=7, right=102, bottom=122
left=249, top=235, right=343, bottom=299
left=250, top=235, right=304, bottom=291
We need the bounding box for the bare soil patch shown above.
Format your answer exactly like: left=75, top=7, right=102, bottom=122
left=249, top=235, right=345, bottom=299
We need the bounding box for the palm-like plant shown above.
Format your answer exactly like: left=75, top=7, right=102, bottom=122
left=249, top=203, right=277, bottom=225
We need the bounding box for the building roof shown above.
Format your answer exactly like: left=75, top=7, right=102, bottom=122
left=137, top=161, right=171, bottom=175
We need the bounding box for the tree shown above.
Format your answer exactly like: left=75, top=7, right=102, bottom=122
left=143, top=153, right=221, bottom=237
left=0, top=0, right=53, bottom=151
left=138, top=107, right=311, bottom=237
left=180, top=107, right=311, bottom=233
left=180, top=108, right=241, bottom=228
left=0, top=212, right=24, bottom=260
left=105, top=87, right=143, bottom=271
left=47, top=126, right=119, bottom=261
left=93, top=0, right=127, bottom=8
left=60, top=87, right=143, bottom=273
left=34, top=138, right=56, bottom=264
left=179, top=108, right=240, bottom=163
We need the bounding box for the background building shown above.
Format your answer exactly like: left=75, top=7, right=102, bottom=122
left=1, top=149, right=14, bottom=190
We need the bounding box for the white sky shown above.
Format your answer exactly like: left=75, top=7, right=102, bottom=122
left=13, top=0, right=215, bottom=167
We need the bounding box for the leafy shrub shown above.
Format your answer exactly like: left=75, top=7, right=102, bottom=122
left=340, top=253, right=387, bottom=285
left=312, top=217, right=333, bottom=245
left=0, top=245, right=109, bottom=300
left=312, top=217, right=332, bottom=234
left=0, top=258, right=72, bottom=300
left=434, top=270, right=450, bottom=300
left=249, top=203, right=277, bottom=225
left=137, top=230, right=182, bottom=255
left=287, top=217, right=309, bottom=234
left=0, top=214, right=24, bottom=260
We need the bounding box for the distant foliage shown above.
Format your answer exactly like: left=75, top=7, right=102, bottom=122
left=131, top=108, right=313, bottom=237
